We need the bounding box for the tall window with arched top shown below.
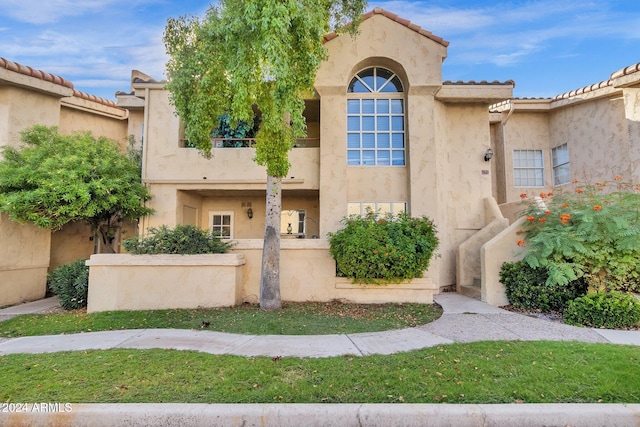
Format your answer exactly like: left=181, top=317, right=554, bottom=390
left=347, top=67, right=405, bottom=166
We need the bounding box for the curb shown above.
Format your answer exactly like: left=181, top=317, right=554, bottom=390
left=1, top=403, right=639, bottom=427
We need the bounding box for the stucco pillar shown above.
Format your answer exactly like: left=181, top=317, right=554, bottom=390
left=406, top=87, right=440, bottom=283
left=317, top=89, right=348, bottom=237
left=623, top=88, right=640, bottom=182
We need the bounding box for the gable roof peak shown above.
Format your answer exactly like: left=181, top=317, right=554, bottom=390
left=323, top=8, right=449, bottom=47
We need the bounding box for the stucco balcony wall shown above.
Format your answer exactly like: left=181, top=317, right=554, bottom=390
left=144, top=147, right=320, bottom=190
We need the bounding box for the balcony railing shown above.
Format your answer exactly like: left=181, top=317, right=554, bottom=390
left=182, top=138, right=320, bottom=149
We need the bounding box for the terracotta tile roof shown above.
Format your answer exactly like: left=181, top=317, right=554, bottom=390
left=610, top=61, right=640, bottom=79
left=323, top=8, right=449, bottom=47
left=552, top=79, right=613, bottom=101
left=0, top=57, right=117, bottom=107
left=0, top=57, right=73, bottom=89
left=551, top=61, right=640, bottom=101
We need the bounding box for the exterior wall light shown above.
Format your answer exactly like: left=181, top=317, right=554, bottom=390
left=247, top=207, right=253, bottom=219
left=484, top=148, right=494, bottom=161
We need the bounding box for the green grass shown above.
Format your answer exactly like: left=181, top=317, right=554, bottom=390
left=1, top=341, right=638, bottom=403
left=0, top=302, right=442, bottom=337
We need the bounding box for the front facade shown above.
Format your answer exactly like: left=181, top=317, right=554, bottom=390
left=3, top=8, right=638, bottom=307
left=121, top=9, right=513, bottom=298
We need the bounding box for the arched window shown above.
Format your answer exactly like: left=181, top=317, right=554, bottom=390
left=347, top=67, right=405, bottom=166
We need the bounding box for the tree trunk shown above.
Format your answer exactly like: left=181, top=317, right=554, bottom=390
left=260, top=174, right=282, bottom=310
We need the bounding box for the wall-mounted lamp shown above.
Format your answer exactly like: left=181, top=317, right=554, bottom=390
left=247, top=207, right=253, bottom=219
left=484, top=148, right=494, bottom=162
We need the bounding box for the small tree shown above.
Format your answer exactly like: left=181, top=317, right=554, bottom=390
left=0, top=125, right=153, bottom=253
left=164, top=0, right=366, bottom=309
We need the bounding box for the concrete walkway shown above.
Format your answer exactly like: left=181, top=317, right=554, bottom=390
left=0, top=293, right=638, bottom=357
left=1, top=294, right=639, bottom=427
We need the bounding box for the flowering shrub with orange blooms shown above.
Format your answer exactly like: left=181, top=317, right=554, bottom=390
left=519, top=177, right=640, bottom=293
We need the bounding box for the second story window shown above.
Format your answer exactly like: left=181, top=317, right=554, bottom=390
left=347, top=67, right=405, bottom=166
left=552, top=143, right=570, bottom=186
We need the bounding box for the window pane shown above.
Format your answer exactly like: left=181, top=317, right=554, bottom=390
left=380, top=75, right=403, bottom=92
left=348, top=79, right=369, bottom=93
left=213, top=216, right=221, bottom=226
left=362, top=202, right=376, bottom=215
left=363, top=150, right=375, bottom=165
left=377, top=150, right=390, bottom=165
left=362, top=133, right=375, bottom=148
left=377, top=202, right=391, bottom=215
left=377, top=133, right=390, bottom=148
left=392, top=150, right=405, bottom=166
left=392, top=202, right=406, bottom=215
left=347, top=150, right=361, bottom=165
left=376, top=99, right=389, bottom=114
left=391, top=116, right=404, bottom=131
left=391, top=99, right=403, bottom=114
left=222, top=215, right=230, bottom=226
left=362, top=116, right=375, bottom=131
left=347, top=99, right=360, bottom=114
left=392, top=133, right=404, bottom=148
left=347, top=133, right=360, bottom=148
left=377, top=116, right=389, bottom=131
left=347, top=116, right=360, bottom=131
left=347, top=203, right=361, bottom=216
left=362, top=99, right=375, bottom=114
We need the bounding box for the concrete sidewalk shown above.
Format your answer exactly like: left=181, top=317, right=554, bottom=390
left=1, top=294, right=640, bottom=427
left=0, top=293, right=638, bottom=357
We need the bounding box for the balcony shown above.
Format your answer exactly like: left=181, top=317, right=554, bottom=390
left=145, top=137, right=320, bottom=189
left=182, top=137, right=320, bottom=148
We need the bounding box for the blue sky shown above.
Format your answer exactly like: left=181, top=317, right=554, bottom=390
left=1, top=0, right=638, bottom=101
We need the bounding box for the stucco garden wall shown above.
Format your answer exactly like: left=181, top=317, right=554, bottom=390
left=0, top=215, right=50, bottom=306
left=87, top=240, right=439, bottom=312
left=87, top=254, right=245, bottom=312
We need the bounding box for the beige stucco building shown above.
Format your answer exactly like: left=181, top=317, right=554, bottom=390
left=3, top=8, right=640, bottom=307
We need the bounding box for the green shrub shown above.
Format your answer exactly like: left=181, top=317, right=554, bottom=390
left=328, top=212, right=439, bottom=282
left=47, top=259, right=89, bottom=310
left=123, top=225, right=232, bottom=255
left=564, top=291, right=640, bottom=329
left=499, top=260, right=588, bottom=312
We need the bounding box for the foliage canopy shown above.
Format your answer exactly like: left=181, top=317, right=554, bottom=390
left=0, top=126, right=152, bottom=250
left=328, top=211, right=439, bottom=282
left=163, top=0, right=366, bottom=176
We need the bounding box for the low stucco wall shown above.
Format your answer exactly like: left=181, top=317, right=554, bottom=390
left=0, top=215, right=50, bottom=307
left=86, top=240, right=439, bottom=312
left=86, top=254, right=245, bottom=313
left=232, top=239, right=438, bottom=304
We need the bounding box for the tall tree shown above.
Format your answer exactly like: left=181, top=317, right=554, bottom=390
left=0, top=125, right=153, bottom=253
left=164, top=0, right=366, bottom=310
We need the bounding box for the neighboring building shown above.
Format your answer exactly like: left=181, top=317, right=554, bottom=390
left=490, top=62, right=640, bottom=211
left=0, top=57, right=131, bottom=306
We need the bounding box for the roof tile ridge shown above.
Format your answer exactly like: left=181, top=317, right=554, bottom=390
left=0, top=57, right=74, bottom=89
left=72, top=89, right=118, bottom=108
left=323, top=8, right=449, bottom=47
left=610, top=61, right=640, bottom=80
left=552, top=79, right=613, bottom=101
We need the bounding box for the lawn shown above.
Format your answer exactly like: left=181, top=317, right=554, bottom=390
left=1, top=341, right=638, bottom=403
left=0, top=301, right=442, bottom=337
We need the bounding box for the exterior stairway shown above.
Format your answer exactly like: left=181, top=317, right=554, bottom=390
left=459, top=277, right=481, bottom=300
